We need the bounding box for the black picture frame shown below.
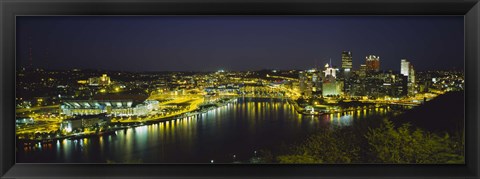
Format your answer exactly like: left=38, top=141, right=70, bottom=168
left=1, top=0, right=479, bottom=178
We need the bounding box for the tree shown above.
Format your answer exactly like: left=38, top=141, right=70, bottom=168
left=277, top=154, right=321, bottom=164
left=277, top=128, right=360, bottom=164
left=273, top=117, right=463, bottom=164
left=365, top=119, right=464, bottom=164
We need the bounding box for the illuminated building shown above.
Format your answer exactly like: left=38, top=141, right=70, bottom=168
left=358, top=64, right=367, bottom=78
left=60, top=114, right=109, bottom=133
left=60, top=94, right=159, bottom=117
left=321, top=63, right=342, bottom=97
left=322, top=76, right=343, bottom=97
left=408, top=64, right=416, bottom=96
left=323, top=63, right=336, bottom=78
left=365, top=55, right=380, bottom=72
left=400, top=59, right=416, bottom=96
left=341, top=51, right=353, bottom=71
left=399, top=74, right=408, bottom=96
left=61, top=99, right=159, bottom=117
left=299, top=68, right=325, bottom=98
left=400, top=59, right=410, bottom=76
left=311, top=73, right=321, bottom=92
left=89, top=74, right=111, bottom=86
left=299, top=71, right=313, bottom=98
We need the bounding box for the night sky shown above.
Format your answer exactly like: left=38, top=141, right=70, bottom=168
left=16, top=16, right=464, bottom=72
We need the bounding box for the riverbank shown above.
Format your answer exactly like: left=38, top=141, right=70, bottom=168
left=286, top=98, right=401, bottom=116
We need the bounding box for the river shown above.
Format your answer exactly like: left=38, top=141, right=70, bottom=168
left=16, top=97, right=392, bottom=163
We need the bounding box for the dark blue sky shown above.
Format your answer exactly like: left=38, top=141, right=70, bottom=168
left=16, top=16, right=464, bottom=72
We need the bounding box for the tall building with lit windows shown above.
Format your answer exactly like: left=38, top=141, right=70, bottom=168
left=365, top=55, right=380, bottom=72
left=299, top=71, right=314, bottom=98
left=401, top=59, right=410, bottom=76
left=358, top=64, right=367, bottom=78
left=408, top=63, right=416, bottom=96
left=341, top=51, right=353, bottom=71
left=400, top=59, right=416, bottom=96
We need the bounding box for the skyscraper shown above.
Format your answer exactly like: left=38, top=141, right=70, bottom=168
left=341, top=51, right=353, bottom=71
left=358, top=64, right=367, bottom=78
left=399, top=59, right=416, bottom=96
left=401, top=59, right=410, bottom=76
left=299, top=71, right=313, bottom=98
left=408, top=63, right=416, bottom=96
left=365, top=55, right=380, bottom=72
left=408, top=64, right=415, bottom=84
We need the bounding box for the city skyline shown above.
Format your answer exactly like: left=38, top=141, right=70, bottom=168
left=16, top=16, right=464, bottom=72
left=15, top=16, right=465, bottom=164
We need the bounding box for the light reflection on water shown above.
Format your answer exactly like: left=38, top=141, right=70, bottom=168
left=17, top=98, right=390, bottom=163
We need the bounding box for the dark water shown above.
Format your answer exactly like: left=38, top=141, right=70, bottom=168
left=16, top=98, right=390, bottom=163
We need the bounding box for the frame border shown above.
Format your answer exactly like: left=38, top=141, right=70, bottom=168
left=1, top=0, right=479, bottom=178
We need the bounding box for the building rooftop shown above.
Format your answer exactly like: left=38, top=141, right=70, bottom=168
left=62, top=93, right=149, bottom=109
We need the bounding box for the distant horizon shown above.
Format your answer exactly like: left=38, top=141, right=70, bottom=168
left=17, top=66, right=464, bottom=73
